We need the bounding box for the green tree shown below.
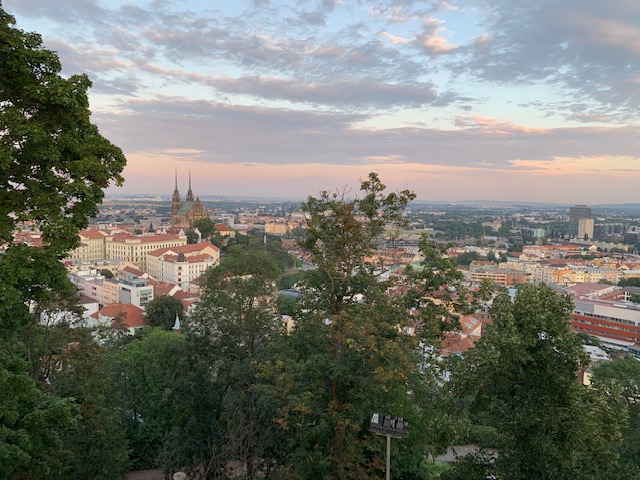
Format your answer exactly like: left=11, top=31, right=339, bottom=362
left=193, top=217, right=216, bottom=239
left=278, top=271, right=307, bottom=290
left=100, top=268, right=115, bottom=279
left=0, top=8, right=126, bottom=253
left=619, top=278, right=640, bottom=287
left=144, top=295, right=184, bottom=330
left=593, top=355, right=640, bottom=473
left=275, top=174, right=470, bottom=479
left=48, top=329, right=130, bottom=480
left=107, top=329, right=213, bottom=471
left=185, top=229, right=199, bottom=244
left=0, top=8, right=126, bottom=476
left=0, top=359, right=78, bottom=479
left=454, top=251, right=481, bottom=266
left=449, top=284, right=628, bottom=480
left=189, top=248, right=285, bottom=479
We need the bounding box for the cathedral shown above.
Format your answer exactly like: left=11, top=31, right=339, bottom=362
left=170, top=171, right=209, bottom=228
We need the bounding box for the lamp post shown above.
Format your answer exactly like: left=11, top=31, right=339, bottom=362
left=370, top=413, right=408, bottom=480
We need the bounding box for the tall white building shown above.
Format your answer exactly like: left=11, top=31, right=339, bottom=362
left=578, top=218, right=595, bottom=239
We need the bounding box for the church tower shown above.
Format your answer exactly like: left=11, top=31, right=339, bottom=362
left=186, top=169, right=194, bottom=202
left=171, top=168, right=181, bottom=219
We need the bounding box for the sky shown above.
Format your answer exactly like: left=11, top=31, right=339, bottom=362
left=4, top=0, right=640, bottom=204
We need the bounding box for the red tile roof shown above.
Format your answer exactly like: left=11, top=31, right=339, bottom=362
left=91, top=303, right=145, bottom=328
left=147, top=279, right=181, bottom=296
left=148, top=241, right=220, bottom=257
left=441, top=332, right=477, bottom=356
left=79, top=230, right=106, bottom=239
left=173, top=290, right=199, bottom=301
left=122, top=266, right=146, bottom=277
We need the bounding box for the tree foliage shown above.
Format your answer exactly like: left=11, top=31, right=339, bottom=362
left=48, top=329, right=130, bottom=480
left=449, top=284, right=628, bottom=479
left=0, top=8, right=127, bottom=477
left=188, top=248, right=285, bottom=478
left=619, top=278, right=640, bottom=287
left=144, top=295, right=184, bottom=330
left=272, top=173, right=470, bottom=479
left=107, top=329, right=212, bottom=472
left=593, top=355, right=640, bottom=473
left=193, top=217, right=216, bottom=239
left=0, top=8, right=126, bottom=253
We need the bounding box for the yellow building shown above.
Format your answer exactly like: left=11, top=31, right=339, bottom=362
left=66, top=230, right=108, bottom=261
left=105, top=233, right=188, bottom=272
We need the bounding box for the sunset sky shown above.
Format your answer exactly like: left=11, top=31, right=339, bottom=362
left=5, top=0, right=640, bottom=203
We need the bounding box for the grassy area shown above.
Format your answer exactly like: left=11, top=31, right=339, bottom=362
left=424, top=461, right=451, bottom=479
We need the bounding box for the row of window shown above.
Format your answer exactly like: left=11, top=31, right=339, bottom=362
left=574, top=310, right=638, bottom=326
left=573, top=317, right=640, bottom=336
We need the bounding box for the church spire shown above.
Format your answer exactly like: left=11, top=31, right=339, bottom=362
left=170, top=167, right=181, bottom=222
left=186, top=169, right=194, bottom=201
left=172, top=167, right=180, bottom=202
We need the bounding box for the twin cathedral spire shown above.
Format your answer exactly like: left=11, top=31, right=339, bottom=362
left=170, top=169, right=209, bottom=227
left=173, top=168, right=194, bottom=202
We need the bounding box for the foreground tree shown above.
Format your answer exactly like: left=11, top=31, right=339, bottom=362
left=593, top=355, right=640, bottom=474
left=0, top=8, right=126, bottom=254
left=188, top=248, right=285, bottom=479
left=448, top=284, right=628, bottom=480
left=49, top=329, right=130, bottom=480
left=274, top=174, right=469, bottom=479
left=107, top=329, right=212, bottom=472
left=0, top=7, right=126, bottom=476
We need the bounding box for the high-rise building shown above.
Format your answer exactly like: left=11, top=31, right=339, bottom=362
left=569, top=204, right=591, bottom=236
left=578, top=218, right=595, bottom=240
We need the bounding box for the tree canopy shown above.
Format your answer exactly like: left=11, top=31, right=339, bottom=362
left=448, top=284, right=629, bottom=479
left=144, top=295, right=184, bottom=330
left=0, top=8, right=127, bottom=478
left=0, top=8, right=126, bottom=253
left=272, top=173, right=472, bottom=479
left=193, top=217, right=216, bottom=239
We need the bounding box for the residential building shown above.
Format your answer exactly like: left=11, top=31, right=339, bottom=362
left=118, top=275, right=154, bottom=309
left=147, top=242, right=220, bottom=291
left=569, top=205, right=591, bottom=236
left=265, top=222, right=292, bottom=235
left=469, top=265, right=530, bottom=286
left=215, top=223, right=236, bottom=238
left=66, top=229, right=108, bottom=261
left=83, top=277, right=120, bottom=306
left=105, top=232, right=187, bottom=272
left=578, top=218, right=595, bottom=240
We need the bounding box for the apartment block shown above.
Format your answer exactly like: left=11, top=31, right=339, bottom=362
left=66, top=230, right=108, bottom=261
left=105, top=232, right=188, bottom=271
left=571, top=299, right=640, bottom=351
left=147, top=242, right=220, bottom=291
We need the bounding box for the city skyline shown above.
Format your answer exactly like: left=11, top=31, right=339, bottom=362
left=5, top=0, right=640, bottom=203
